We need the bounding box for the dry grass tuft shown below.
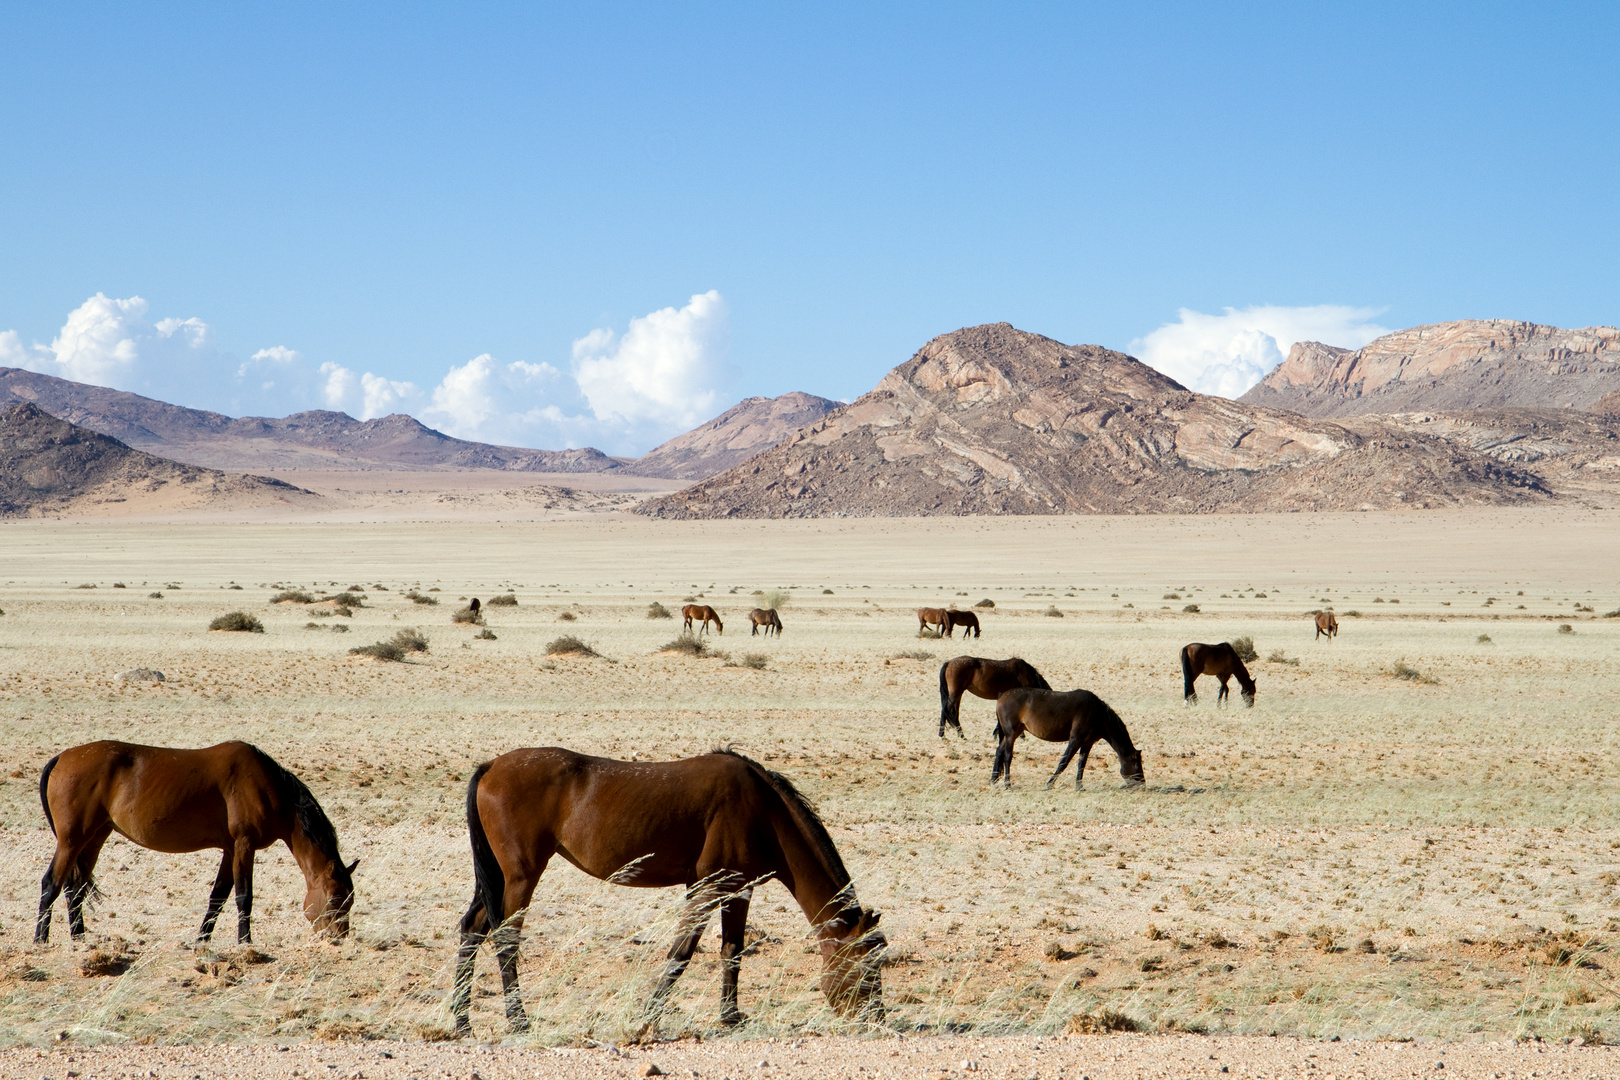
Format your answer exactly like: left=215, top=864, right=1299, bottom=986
left=557, top=610, right=578, bottom=622
left=739, top=653, right=768, bottom=670
left=1066, top=1008, right=1141, bottom=1034
left=892, top=649, right=933, bottom=661
left=451, top=606, right=484, bottom=625
left=646, top=601, right=673, bottom=619
left=404, top=589, right=438, bottom=606
left=271, top=590, right=316, bottom=604
left=79, top=948, right=135, bottom=977
left=660, top=633, right=713, bottom=657
left=1267, top=648, right=1300, bottom=666
left=1229, top=636, right=1258, bottom=662
left=1478, top=634, right=1493, bottom=644
left=547, top=635, right=600, bottom=657
left=475, top=628, right=497, bottom=640
left=1558, top=623, right=1574, bottom=634
left=757, top=588, right=791, bottom=611
left=486, top=593, right=518, bottom=607
left=1391, top=659, right=1440, bottom=684
left=208, top=611, right=264, bottom=633
left=1045, top=606, right=1065, bottom=618
left=147, top=591, right=163, bottom=599
left=1182, top=603, right=1201, bottom=613
left=349, top=641, right=404, bottom=662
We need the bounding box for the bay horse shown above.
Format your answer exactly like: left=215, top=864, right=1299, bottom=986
left=450, top=747, right=885, bottom=1036
left=945, top=610, right=981, bottom=638
left=1180, top=642, right=1257, bottom=707
left=682, top=604, right=724, bottom=635
left=749, top=608, right=783, bottom=637
left=991, top=688, right=1145, bottom=790
left=937, top=655, right=1050, bottom=738
left=1315, top=611, right=1339, bottom=639
left=35, top=741, right=357, bottom=944
left=917, top=608, right=949, bottom=636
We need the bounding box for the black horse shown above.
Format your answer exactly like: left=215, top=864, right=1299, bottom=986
left=991, top=688, right=1145, bottom=789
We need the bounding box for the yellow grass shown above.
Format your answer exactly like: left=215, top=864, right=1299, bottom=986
left=0, top=507, right=1616, bottom=1046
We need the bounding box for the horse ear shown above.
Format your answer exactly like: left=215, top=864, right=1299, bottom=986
left=346, top=858, right=360, bottom=875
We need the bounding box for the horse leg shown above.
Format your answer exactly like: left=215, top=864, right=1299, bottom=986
left=641, top=885, right=721, bottom=1034
left=34, top=840, right=75, bottom=943
left=717, top=888, right=753, bottom=1026
left=197, top=849, right=235, bottom=942
left=1074, top=745, right=1092, bottom=790
left=451, top=895, right=489, bottom=1036
left=231, top=836, right=256, bottom=943
left=1216, top=677, right=1230, bottom=708
left=65, top=827, right=111, bottom=940
left=494, top=872, right=543, bottom=1034
left=1046, top=735, right=1084, bottom=790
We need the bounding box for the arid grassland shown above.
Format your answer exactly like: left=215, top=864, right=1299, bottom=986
left=0, top=509, right=1617, bottom=1052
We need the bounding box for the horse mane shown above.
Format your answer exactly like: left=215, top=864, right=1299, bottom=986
left=1091, top=694, right=1137, bottom=755
left=711, top=747, right=850, bottom=890
left=1016, top=658, right=1051, bottom=691
left=249, top=745, right=344, bottom=866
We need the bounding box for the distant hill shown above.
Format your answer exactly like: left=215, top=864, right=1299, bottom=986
left=628, top=392, right=840, bottom=480
left=1238, top=320, right=1620, bottom=416
left=639, top=323, right=1551, bottom=518
left=0, top=402, right=320, bottom=517
left=0, top=367, right=621, bottom=473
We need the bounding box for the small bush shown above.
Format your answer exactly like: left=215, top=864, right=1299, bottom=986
left=1182, top=604, right=1200, bottom=613
left=760, top=588, right=791, bottom=611
left=1477, top=634, right=1493, bottom=644
left=227, top=584, right=243, bottom=590
left=1266, top=649, right=1299, bottom=666
left=112, top=582, right=125, bottom=589
left=475, top=628, right=497, bottom=640
left=547, top=635, right=600, bottom=657
left=329, top=603, right=354, bottom=618
left=332, top=624, right=349, bottom=633
left=1604, top=608, right=1620, bottom=618
left=1558, top=623, right=1574, bottom=634
left=304, top=622, right=323, bottom=630
left=209, top=612, right=264, bottom=633
left=916, top=627, right=942, bottom=639
left=740, top=653, right=767, bottom=670
left=1229, top=636, right=1257, bottom=662
left=558, top=611, right=577, bottom=622
left=1067, top=1009, right=1140, bottom=1034
left=822, top=589, right=834, bottom=595
left=1254, top=592, right=1267, bottom=598
left=75, top=583, right=96, bottom=589
left=148, top=592, right=163, bottom=600
left=1343, top=610, right=1362, bottom=617
left=1391, top=659, right=1439, bottom=684
left=1044, top=606, right=1064, bottom=618
left=647, top=602, right=673, bottom=619
left=271, top=590, right=316, bottom=604
left=451, top=606, right=485, bottom=625
left=487, top=593, right=518, bottom=607
left=1162, top=593, right=1180, bottom=600
left=661, top=633, right=711, bottom=657
left=392, top=628, right=429, bottom=653
left=405, top=589, right=439, bottom=606
left=974, top=598, right=995, bottom=608
left=892, top=650, right=933, bottom=660
left=350, top=641, right=404, bottom=662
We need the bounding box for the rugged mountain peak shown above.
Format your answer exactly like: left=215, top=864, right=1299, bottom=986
left=629, top=391, right=840, bottom=480
left=1240, top=319, right=1620, bottom=416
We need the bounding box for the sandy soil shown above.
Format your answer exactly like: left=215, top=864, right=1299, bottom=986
left=0, top=507, right=1617, bottom=1070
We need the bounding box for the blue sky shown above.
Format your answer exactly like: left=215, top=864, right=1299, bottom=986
left=2, top=3, right=1617, bottom=454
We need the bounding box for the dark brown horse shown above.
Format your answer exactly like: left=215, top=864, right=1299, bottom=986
left=991, top=689, right=1145, bottom=790
left=1181, top=642, right=1257, bottom=707
left=749, top=608, right=783, bottom=637
left=682, top=604, right=724, bottom=635
left=917, top=607, right=949, bottom=636
left=945, top=610, right=981, bottom=638
left=450, top=747, right=885, bottom=1036
left=35, top=741, right=356, bottom=944
left=937, top=655, right=1050, bottom=738
left=1315, top=611, right=1339, bottom=640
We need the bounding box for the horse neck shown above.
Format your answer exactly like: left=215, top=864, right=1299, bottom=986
left=1235, top=663, right=1255, bottom=691
left=286, top=818, right=339, bottom=890
left=1096, top=705, right=1136, bottom=760
left=772, top=806, right=855, bottom=933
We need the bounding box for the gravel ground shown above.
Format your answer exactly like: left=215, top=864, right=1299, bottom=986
left=3, top=1034, right=1615, bottom=1080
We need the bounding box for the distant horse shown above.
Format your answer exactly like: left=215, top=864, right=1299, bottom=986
left=937, top=656, right=1050, bottom=738
left=450, top=747, right=885, bottom=1036
left=1180, top=642, right=1257, bottom=707
left=35, top=741, right=357, bottom=944
left=991, top=689, right=1145, bottom=789
left=917, top=608, right=949, bottom=636
left=945, top=610, right=981, bottom=638
left=1315, top=611, right=1339, bottom=640
left=682, top=604, right=724, bottom=635
left=469, top=598, right=481, bottom=615
left=749, top=608, right=783, bottom=637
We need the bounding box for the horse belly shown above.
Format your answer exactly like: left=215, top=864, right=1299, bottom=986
left=107, top=787, right=233, bottom=853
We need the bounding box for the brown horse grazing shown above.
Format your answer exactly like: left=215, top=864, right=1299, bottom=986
left=945, top=610, right=981, bottom=638
left=451, top=747, right=885, bottom=1036
left=35, top=741, right=357, bottom=945
left=682, top=604, right=723, bottom=635
left=749, top=608, right=783, bottom=637
left=1180, top=642, right=1257, bottom=707
left=937, top=655, right=1050, bottom=738
left=917, top=607, right=949, bottom=636
left=992, top=689, right=1145, bottom=789
left=1315, top=611, right=1339, bottom=640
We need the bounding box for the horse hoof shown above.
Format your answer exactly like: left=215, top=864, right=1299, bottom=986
left=508, top=1017, right=531, bottom=1035
left=719, top=1010, right=747, bottom=1027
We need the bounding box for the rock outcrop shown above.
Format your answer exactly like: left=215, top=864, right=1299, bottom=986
left=639, top=324, right=1550, bottom=518
left=1239, top=320, right=1620, bottom=416
left=627, top=392, right=840, bottom=479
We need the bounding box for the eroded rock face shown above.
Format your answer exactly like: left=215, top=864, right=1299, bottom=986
left=1240, top=320, right=1620, bottom=416
left=639, top=323, right=1550, bottom=518
left=628, top=392, right=840, bottom=479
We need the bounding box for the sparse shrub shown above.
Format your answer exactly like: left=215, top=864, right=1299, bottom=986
left=661, top=633, right=712, bottom=657
left=148, top=592, right=163, bottom=600
left=209, top=612, right=264, bottom=633
left=740, top=653, right=768, bottom=670
left=350, top=641, right=405, bottom=662
left=892, top=650, right=933, bottom=661
left=760, top=588, right=791, bottom=611
left=1182, top=604, right=1201, bottom=613
left=487, top=593, right=518, bottom=607
left=1344, top=610, right=1362, bottom=617
left=75, top=583, right=96, bottom=589
left=271, top=590, right=316, bottom=604
left=1558, top=623, right=1574, bottom=634
left=1045, top=606, right=1064, bottom=618
left=391, top=628, right=429, bottom=653
left=1605, top=608, right=1620, bottom=618
left=974, top=598, right=995, bottom=608
left=331, top=624, right=349, bottom=633
left=917, top=627, right=942, bottom=639
left=1254, top=592, right=1267, bottom=598
left=79, top=948, right=134, bottom=977
left=1163, top=593, right=1180, bottom=600
left=547, top=635, right=600, bottom=657
left=112, top=582, right=125, bottom=589
left=475, top=628, right=496, bottom=640
left=647, top=602, right=672, bottom=620
left=1267, top=649, right=1299, bottom=666
left=1066, top=1009, right=1140, bottom=1034
left=822, top=588, right=834, bottom=595
left=227, top=584, right=243, bottom=590
left=1229, top=636, right=1257, bottom=663
left=451, top=606, right=485, bottom=625
left=1477, top=634, right=1492, bottom=644
left=405, top=589, right=438, bottom=606
left=304, top=622, right=323, bottom=630
left=330, top=603, right=354, bottom=618
left=1391, top=659, right=1439, bottom=684
left=558, top=610, right=577, bottom=621
left=427, top=586, right=440, bottom=592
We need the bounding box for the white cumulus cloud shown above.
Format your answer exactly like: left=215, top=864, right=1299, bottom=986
left=1130, top=305, right=1391, bottom=398
left=573, top=290, right=727, bottom=429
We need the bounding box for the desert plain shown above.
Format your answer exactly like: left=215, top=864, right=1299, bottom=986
left=1, top=505, right=1619, bottom=1078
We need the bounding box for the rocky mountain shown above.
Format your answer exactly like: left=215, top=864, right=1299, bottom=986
left=0, top=402, right=320, bottom=516
left=1239, top=320, right=1620, bottom=416
left=629, top=392, right=840, bottom=480
left=0, top=367, right=621, bottom=473
left=638, top=323, right=1552, bottom=519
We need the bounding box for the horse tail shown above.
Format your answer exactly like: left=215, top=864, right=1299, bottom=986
left=464, top=762, right=506, bottom=930
left=37, top=755, right=59, bottom=836
left=938, top=662, right=954, bottom=728
left=1180, top=645, right=1195, bottom=699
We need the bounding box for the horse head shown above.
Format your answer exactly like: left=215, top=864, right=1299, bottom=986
left=1240, top=683, right=1257, bottom=708
left=1119, top=749, right=1146, bottom=786
left=817, top=906, right=886, bottom=1021
left=306, top=856, right=358, bottom=939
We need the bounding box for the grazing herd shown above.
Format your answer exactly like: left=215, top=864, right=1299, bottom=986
left=30, top=597, right=1343, bottom=1035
